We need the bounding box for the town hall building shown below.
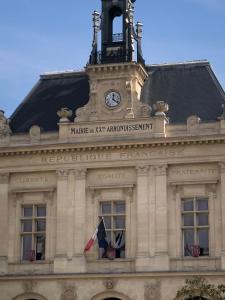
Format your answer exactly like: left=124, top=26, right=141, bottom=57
left=0, top=0, right=225, bottom=299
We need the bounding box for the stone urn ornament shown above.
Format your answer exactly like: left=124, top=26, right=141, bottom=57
left=153, top=101, right=169, bottom=117
left=57, top=107, right=72, bottom=123
left=0, top=110, right=11, bottom=137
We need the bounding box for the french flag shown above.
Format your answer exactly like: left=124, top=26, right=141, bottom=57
left=84, top=218, right=108, bottom=253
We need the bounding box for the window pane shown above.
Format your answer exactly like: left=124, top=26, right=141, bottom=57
left=183, top=214, right=194, bottom=226
left=101, top=202, right=111, bottom=214
left=197, top=213, right=208, bottom=226
left=197, top=198, right=208, bottom=211
left=114, top=202, right=125, bottom=214
left=198, top=228, right=209, bottom=256
left=21, top=235, right=32, bottom=260
left=22, top=221, right=32, bottom=232
left=183, top=199, right=194, bottom=211
left=35, top=235, right=45, bottom=260
left=36, top=206, right=46, bottom=217
left=183, top=229, right=194, bottom=256
left=103, top=216, right=111, bottom=229
left=114, top=216, right=125, bottom=229
left=36, top=220, right=46, bottom=232
left=23, top=206, right=33, bottom=217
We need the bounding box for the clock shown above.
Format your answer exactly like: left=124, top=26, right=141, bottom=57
left=105, top=90, right=121, bottom=108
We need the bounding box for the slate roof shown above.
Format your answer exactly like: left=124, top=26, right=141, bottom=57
left=10, top=61, right=225, bottom=133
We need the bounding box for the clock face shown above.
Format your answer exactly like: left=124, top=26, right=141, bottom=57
left=105, top=91, right=121, bottom=108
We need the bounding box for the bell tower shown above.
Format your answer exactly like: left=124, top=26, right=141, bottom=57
left=76, top=0, right=150, bottom=123
left=90, top=0, right=145, bottom=65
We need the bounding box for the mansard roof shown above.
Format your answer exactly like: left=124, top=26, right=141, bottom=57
left=10, top=61, right=225, bottom=133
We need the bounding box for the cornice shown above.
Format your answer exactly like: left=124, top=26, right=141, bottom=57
left=0, top=270, right=224, bottom=281
left=0, top=136, right=225, bottom=158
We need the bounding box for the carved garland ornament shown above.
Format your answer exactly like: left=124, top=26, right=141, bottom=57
left=60, top=286, right=77, bottom=300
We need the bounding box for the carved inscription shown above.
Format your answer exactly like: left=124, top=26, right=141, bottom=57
left=10, top=172, right=56, bottom=189
left=70, top=122, right=153, bottom=137
left=169, top=164, right=218, bottom=182
left=88, top=168, right=136, bottom=186
left=41, top=147, right=185, bottom=164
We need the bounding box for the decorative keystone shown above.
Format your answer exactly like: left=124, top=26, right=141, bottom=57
left=153, top=101, right=169, bottom=117
left=0, top=110, right=11, bottom=137
left=57, top=107, right=72, bottom=123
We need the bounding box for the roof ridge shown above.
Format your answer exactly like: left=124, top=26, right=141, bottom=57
left=146, top=60, right=209, bottom=68
left=40, top=69, right=86, bottom=79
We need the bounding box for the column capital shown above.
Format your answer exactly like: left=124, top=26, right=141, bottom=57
left=155, top=164, right=168, bottom=176
left=0, top=173, right=9, bottom=184
left=219, top=162, right=225, bottom=173
left=136, top=165, right=149, bottom=176
left=72, top=168, right=87, bottom=180
left=56, top=169, right=70, bottom=180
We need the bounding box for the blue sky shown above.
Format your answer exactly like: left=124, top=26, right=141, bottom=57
left=0, top=0, right=225, bottom=117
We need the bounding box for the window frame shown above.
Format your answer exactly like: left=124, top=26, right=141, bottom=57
left=20, top=204, right=47, bottom=262
left=181, top=196, right=209, bottom=257
left=99, top=199, right=126, bottom=259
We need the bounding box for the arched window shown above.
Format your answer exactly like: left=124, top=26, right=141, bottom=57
left=113, top=15, right=122, bottom=35
left=109, top=6, right=123, bottom=43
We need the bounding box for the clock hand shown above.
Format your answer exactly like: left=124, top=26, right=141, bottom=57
left=112, top=94, right=119, bottom=104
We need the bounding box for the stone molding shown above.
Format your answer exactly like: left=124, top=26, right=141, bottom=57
left=72, top=168, right=87, bottom=180
left=1, top=137, right=225, bottom=158
left=56, top=169, right=70, bottom=180
left=0, top=172, right=9, bottom=184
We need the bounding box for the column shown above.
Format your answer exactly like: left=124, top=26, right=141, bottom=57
left=0, top=173, right=9, bottom=274
left=149, top=166, right=156, bottom=257
left=154, top=164, right=169, bottom=270
left=73, top=168, right=87, bottom=273
left=66, top=170, right=75, bottom=260
left=135, top=165, right=150, bottom=271
left=54, top=169, right=69, bottom=272
left=219, top=162, right=225, bottom=269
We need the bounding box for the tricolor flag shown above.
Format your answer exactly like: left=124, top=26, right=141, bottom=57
left=84, top=218, right=108, bottom=253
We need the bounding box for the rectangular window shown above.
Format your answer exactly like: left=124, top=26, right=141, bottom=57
left=21, top=204, right=46, bottom=261
left=99, top=201, right=125, bottom=259
left=182, top=197, right=209, bottom=257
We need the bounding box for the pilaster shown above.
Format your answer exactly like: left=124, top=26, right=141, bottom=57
left=219, top=162, right=225, bottom=269
left=72, top=168, right=87, bottom=273
left=0, top=173, right=9, bottom=274
left=154, top=164, right=169, bottom=270
left=54, top=169, right=69, bottom=272
left=135, top=165, right=150, bottom=271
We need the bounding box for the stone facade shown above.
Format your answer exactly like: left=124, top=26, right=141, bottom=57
left=0, top=10, right=225, bottom=298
